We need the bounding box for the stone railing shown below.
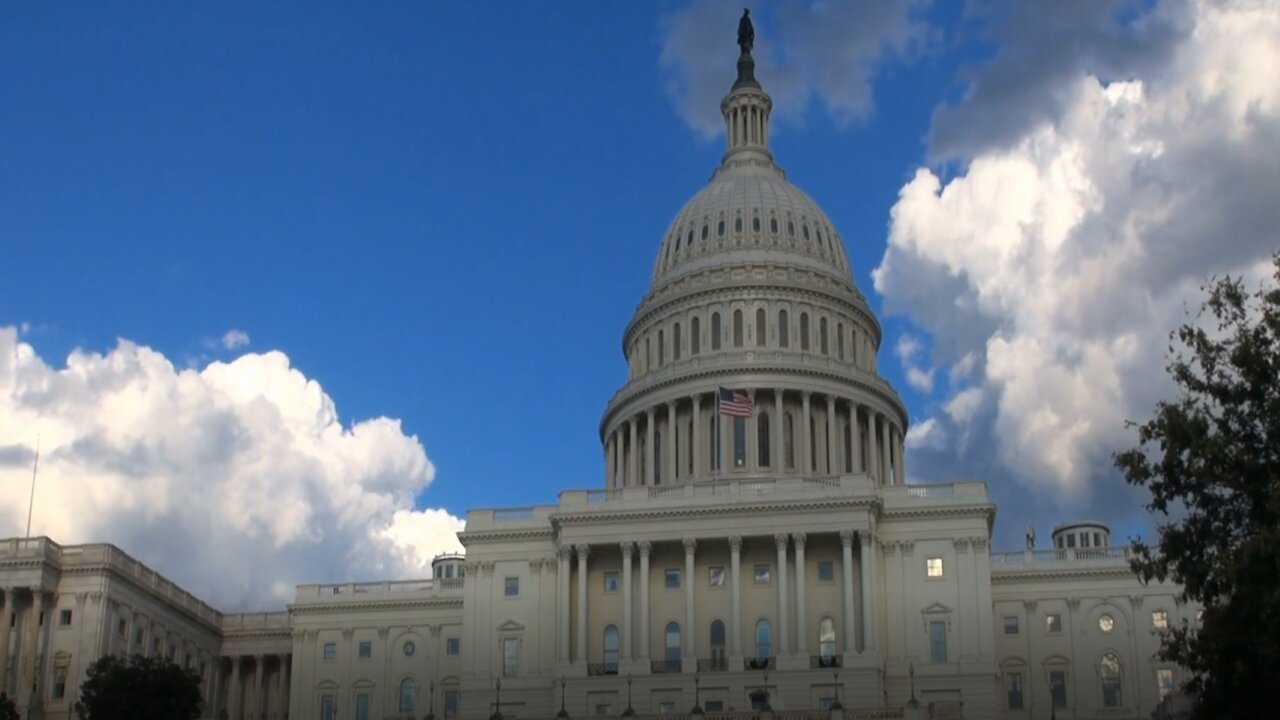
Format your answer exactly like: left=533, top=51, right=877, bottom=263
left=221, top=612, right=290, bottom=632
left=295, top=576, right=464, bottom=603
left=560, top=475, right=877, bottom=511
left=991, top=546, right=1131, bottom=566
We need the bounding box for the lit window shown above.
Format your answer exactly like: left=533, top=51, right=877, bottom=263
left=1152, top=610, right=1169, bottom=631
left=504, top=577, right=519, bottom=597
left=1046, top=614, right=1062, bottom=633
left=659, top=701, right=677, bottom=714
left=1101, top=653, right=1122, bottom=707
left=1049, top=670, right=1067, bottom=708
left=54, top=669, right=67, bottom=699
left=116, top=618, right=127, bottom=637
left=1006, top=672, right=1023, bottom=709
left=818, top=617, right=836, bottom=659
left=817, top=561, right=834, bottom=582
left=503, top=637, right=518, bottom=677
left=444, top=690, right=460, bottom=718
left=59, top=609, right=72, bottom=626
left=754, top=564, right=771, bottom=584
left=755, top=619, right=773, bottom=660
left=446, top=638, right=460, bottom=656
left=1098, top=614, right=1115, bottom=633
left=710, top=620, right=726, bottom=661
left=323, top=642, right=336, bottom=660
left=603, top=625, right=619, bottom=671
left=708, top=566, right=725, bottom=587
left=358, top=641, right=372, bottom=659
left=664, top=569, right=681, bottom=589
left=1157, top=668, right=1174, bottom=699
left=1003, top=616, right=1019, bottom=635
left=929, top=621, right=947, bottom=663
left=926, top=557, right=944, bottom=578
left=664, top=622, right=681, bottom=665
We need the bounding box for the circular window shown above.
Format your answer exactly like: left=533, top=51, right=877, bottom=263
left=403, top=641, right=416, bottom=657
left=1098, top=615, right=1114, bottom=633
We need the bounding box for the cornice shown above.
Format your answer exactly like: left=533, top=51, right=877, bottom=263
left=457, top=528, right=555, bottom=547
left=289, top=597, right=464, bottom=615
left=881, top=505, right=995, bottom=522
left=990, top=565, right=1138, bottom=583
left=550, top=496, right=877, bottom=527
left=56, top=564, right=224, bottom=633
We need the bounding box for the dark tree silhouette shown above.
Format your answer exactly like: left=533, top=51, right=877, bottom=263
left=75, top=654, right=202, bottom=720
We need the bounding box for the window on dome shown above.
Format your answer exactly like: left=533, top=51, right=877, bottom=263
left=820, top=318, right=829, bottom=355
left=709, top=416, right=718, bottom=472
left=758, top=412, right=771, bottom=467
left=800, top=313, right=810, bottom=350
left=778, top=310, right=789, bottom=348
left=691, top=316, right=701, bottom=355
left=802, top=224, right=810, bottom=241
left=687, top=419, right=694, bottom=475
left=733, top=310, right=744, bottom=348
left=843, top=421, right=852, bottom=472
left=837, top=323, right=845, bottom=360
left=733, top=417, right=746, bottom=467
left=686, top=229, right=693, bottom=248
left=788, top=220, right=795, bottom=237
left=654, top=430, right=662, bottom=485
left=753, top=216, right=761, bottom=232
left=658, top=330, right=665, bottom=367
left=701, top=224, right=709, bottom=240
left=735, top=217, right=743, bottom=233
left=770, top=218, right=778, bottom=234
left=784, top=412, right=795, bottom=469
left=711, top=313, right=722, bottom=350
left=718, top=220, right=725, bottom=237
left=673, top=323, right=682, bottom=360
left=755, top=308, right=766, bottom=347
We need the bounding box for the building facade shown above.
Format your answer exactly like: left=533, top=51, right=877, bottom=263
left=0, top=28, right=1192, bottom=720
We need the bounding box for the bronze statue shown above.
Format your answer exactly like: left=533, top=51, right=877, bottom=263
left=737, top=8, right=754, bottom=54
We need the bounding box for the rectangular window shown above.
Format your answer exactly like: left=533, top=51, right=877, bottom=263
left=1003, top=616, right=1019, bottom=635
left=356, top=693, right=370, bottom=720
left=59, top=609, right=72, bottom=626
left=54, top=669, right=67, bottom=699
left=504, top=577, right=519, bottom=597
left=659, top=701, right=676, bottom=714
left=1152, top=609, right=1169, bottom=630
left=817, top=561, right=834, bottom=582
left=754, top=564, right=771, bottom=584
left=502, top=638, right=518, bottom=677
left=929, top=621, right=947, bottom=663
left=323, top=642, right=337, bottom=660
left=1049, top=670, right=1067, bottom=708
left=321, top=695, right=336, bottom=720
left=135, top=628, right=144, bottom=645
left=358, top=641, right=372, bottom=659
left=1006, top=672, right=1023, bottom=709
left=1067, top=534, right=1076, bottom=548
left=595, top=704, right=613, bottom=716
left=705, top=701, right=724, bottom=712
left=444, top=690, right=460, bottom=718
left=1093, top=532, right=1102, bottom=547
left=733, top=417, right=747, bottom=467
left=603, top=571, right=620, bottom=593
left=926, top=557, right=944, bottom=578
left=117, top=618, right=127, bottom=637
left=708, top=566, right=725, bottom=587
left=1045, top=614, right=1062, bottom=633
left=664, top=569, right=681, bottom=589
left=446, top=638, right=460, bottom=656
left=1157, top=668, right=1175, bottom=699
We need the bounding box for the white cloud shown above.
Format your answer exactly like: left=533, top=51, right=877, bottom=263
left=905, top=366, right=935, bottom=393
left=659, top=0, right=930, bottom=137
left=905, top=417, right=946, bottom=451
left=0, top=327, right=463, bottom=609
left=895, top=333, right=935, bottom=392
left=875, top=0, right=1280, bottom=507
left=221, top=329, right=250, bottom=350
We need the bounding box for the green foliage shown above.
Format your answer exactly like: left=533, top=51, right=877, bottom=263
left=0, top=692, right=18, bottom=720
left=75, top=653, right=202, bottom=720
left=1114, top=254, right=1280, bottom=719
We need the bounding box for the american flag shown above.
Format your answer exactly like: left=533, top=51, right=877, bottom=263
left=718, top=387, right=754, bottom=417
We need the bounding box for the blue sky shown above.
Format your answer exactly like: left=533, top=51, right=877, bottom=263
left=3, top=1, right=1277, bottom=606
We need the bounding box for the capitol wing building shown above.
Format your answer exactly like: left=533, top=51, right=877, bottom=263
left=1, top=32, right=1194, bottom=720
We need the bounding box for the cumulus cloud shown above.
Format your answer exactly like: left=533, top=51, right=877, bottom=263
left=660, top=0, right=930, bottom=137
left=895, top=334, right=936, bottom=392
left=220, top=329, right=250, bottom=349
left=875, top=0, right=1280, bottom=513
left=0, top=327, right=464, bottom=610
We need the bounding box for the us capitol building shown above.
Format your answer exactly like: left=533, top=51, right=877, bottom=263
left=1, top=18, right=1192, bottom=720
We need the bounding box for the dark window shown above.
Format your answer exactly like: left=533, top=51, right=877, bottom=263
left=446, top=638, right=460, bottom=656
left=691, top=316, right=701, bottom=355
left=929, top=621, right=947, bottom=663
left=710, top=620, right=726, bottom=660
left=753, top=217, right=761, bottom=232
left=800, top=313, right=810, bottom=350
left=657, top=330, right=665, bottom=367
left=717, top=220, right=725, bottom=237
left=778, top=310, right=789, bottom=348
left=837, top=323, right=845, bottom=359
left=359, top=641, right=372, bottom=658
left=758, top=412, right=771, bottom=467
left=665, top=623, right=681, bottom=663
left=711, top=313, right=722, bottom=350
left=784, top=413, right=795, bottom=469
left=1101, top=654, right=1122, bottom=707
left=604, top=625, right=620, bottom=669
left=733, top=310, right=744, bottom=347
left=735, top=217, right=743, bottom=233
left=1003, top=616, right=1019, bottom=635
left=817, top=561, right=834, bottom=582
left=770, top=218, right=778, bottom=234
left=701, top=224, right=708, bottom=240
left=1007, top=673, right=1024, bottom=710
left=755, top=308, right=766, bottom=347
left=733, top=417, right=746, bottom=467
left=1049, top=670, right=1067, bottom=708
left=59, top=609, right=72, bottom=626
left=673, top=323, right=682, bottom=361
left=755, top=620, right=772, bottom=659
left=820, top=318, right=829, bottom=354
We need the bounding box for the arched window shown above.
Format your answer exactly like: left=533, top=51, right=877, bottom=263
left=787, top=220, right=795, bottom=237
left=686, top=229, right=693, bottom=248
left=758, top=412, right=771, bottom=467
left=691, top=316, right=701, bottom=355
left=837, top=323, right=845, bottom=360
left=673, top=323, right=682, bottom=361
left=755, top=308, right=766, bottom=347
left=665, top=623, right=682, bottom=665
left=843, top=421, right=853, bottom=473
left=711, top=313, right=722, bottom=350
left=717, top=220, right=725, bottom=237
left=733, top=417, right=746, bottom=468
left=658, top=330, right=665, bottom=367
left=800, top=313, right=810, bottom=350
left=778, top=310, right=789, bottom=348
left=1101, top=653, right=1122, bottom=707
left=770, top=217, right=778, bottom=234
left=784, top=413, right=795, bottom=469
left=735, top=217, right=743, bottom=233
left=687, top=419, right=694, bottom=476
left=654, top=430, right=662, bottom=485
left=755, top=620, right=773, bottom=660
left=819, top=317, right=829, bottom=355
left=753, top=216, right=761, bottom=233
left=709, top=416, right=718, bottom=472
left=819, top=617, right=837, bottom=660
left=603, top=626, right=620, bottom=671
left=733, top=310, right=744, bottom=348
left=710, top=620, right=726, bottom=663
left=645, top=338, right=651, bottom=371
left=701, top=224, right=709, bottom=240
left=399, top=678, right=416, bottom=715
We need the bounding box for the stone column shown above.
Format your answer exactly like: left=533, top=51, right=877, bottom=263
left=774, top=534, right=789, bottom=655
left=793, top=533, right=808, bottom=654
left=839, top=531, right=857, bottom=654
left=606, top=434, right=616, bottom=488
left=800, top=392, right=812, bottom=475
left=860, top=533, right=877, bottom=652
left=868, top=414, right=880, bottom=483
left=825, top=395, right=837, bottom=474
left=895, top=428, right=906, bottom=485
left=22, top=588, right=44, bottom=706
left=643, top=409, right=655, bottom=485
left=252, top=654, right=264, bottom=719
left=557, top=545, right=571, bottom=664
left=0, top=588, right=11, bottom=695
left=682, top=538, right=697, bottom=665
left=628, top=418, right=639, bottom=487
left=692, top=395, right=703, bottom=480
left=666, top=401, right=677, bottom=484
left=621, top=541, right=634, bottom=661
left=728, top=536, right=742, bottom=660
left=638, top=541, right=652, bottom=660
left=228, top=656, right=242, bottom=720
left=279, top=654, right=291, bottom=720
left=881, top=416, right=892, bottom=485
left=850, top=403, right=862, bottom=474
left=575, top=544, right=590, bottom=663
left=773, top=390, right=784, bottom=471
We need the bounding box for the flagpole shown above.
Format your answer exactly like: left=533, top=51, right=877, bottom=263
left=25, top=435, right=40, bottom=539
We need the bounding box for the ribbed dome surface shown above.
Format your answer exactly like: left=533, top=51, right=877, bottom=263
left=651, top=164, right=853, bottom=290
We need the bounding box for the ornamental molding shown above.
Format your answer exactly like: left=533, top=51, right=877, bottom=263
left=991, top=566, right=1138, bottom=583
left=792, top=531, right=806, bottom=549
left=1129, top=595, right=1145, bottom=609
left=970, top=537, right=989, bottom=551
left=880, top=540, right=897, bottom=556
left=458, top=528, right=555, bottom=546
left=899, top=541, right=915, bottom=555
left=1066, top=598, right=1081, bottom=610
left=1023, top=600, right=1038, bottom=612
left=551, top=497, right=878, bottom=527
left=953, top=538, right=971, bottom=552
left=480, top=562, right=496, bottom=577
left=290, top=597, right=464, bottom=615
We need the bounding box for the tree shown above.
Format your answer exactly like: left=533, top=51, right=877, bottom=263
left=1114, top=254, right=1280, bottom=719
left=0, top=692, right=18, bottom=720
left=75, top=654, right=202, bottom=720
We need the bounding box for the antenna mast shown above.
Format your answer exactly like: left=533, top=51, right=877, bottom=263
left=25, top=435, right=39, bottom=538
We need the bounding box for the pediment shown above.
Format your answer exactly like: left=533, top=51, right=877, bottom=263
left=496, top=619, right=525, bottom=633
left=921, top=602, right=953, bottom=615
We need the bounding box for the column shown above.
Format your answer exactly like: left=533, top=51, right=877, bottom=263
left=774, top=534, right=789, bottom=655
left=666, top=401, right=677, bottom=484
left=22, top=589, right=43, bottom=705
left=773, top=391, right=784, bottom=472
left=228, top=656, right=242, bottom=720
left=895, top=428, right=906, bottom=485
left=645, top=409, right=656, bottom=486
left=252, top=654, right=264, bottom=720
left=278, top=655, right=291, bottom=720
left=575, top=545, right=590, bottom=663
left=692, top=395, right=703, bottom=480
left=628, top=418, right=639, bottom=487
left=682, top=538, right=697, bottom=665
left=728, top=537, right=742, bottom=659
left=850, top=403, right=862, bottom=474
left=881, top=416, right=892, bottom=485
left=868, top=414, right=880, bottom=483
left=557, top=545, right=571, bottom=664
left=860, top=533, right=877, bottom=652
left=0, top=589, right=11, bottom=695
left=825, top=395, right=837, bottom=474
left=839, top=531, right=857, bottom=653
left=800, top=392, right=812, bottom=475
left=621, top=541, right=634, bottom=662
left=638, top=541, right=652, bottom=660
left=793, top=533, right=808, bottom=654
left=606, top=434, right=616, bottom=488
